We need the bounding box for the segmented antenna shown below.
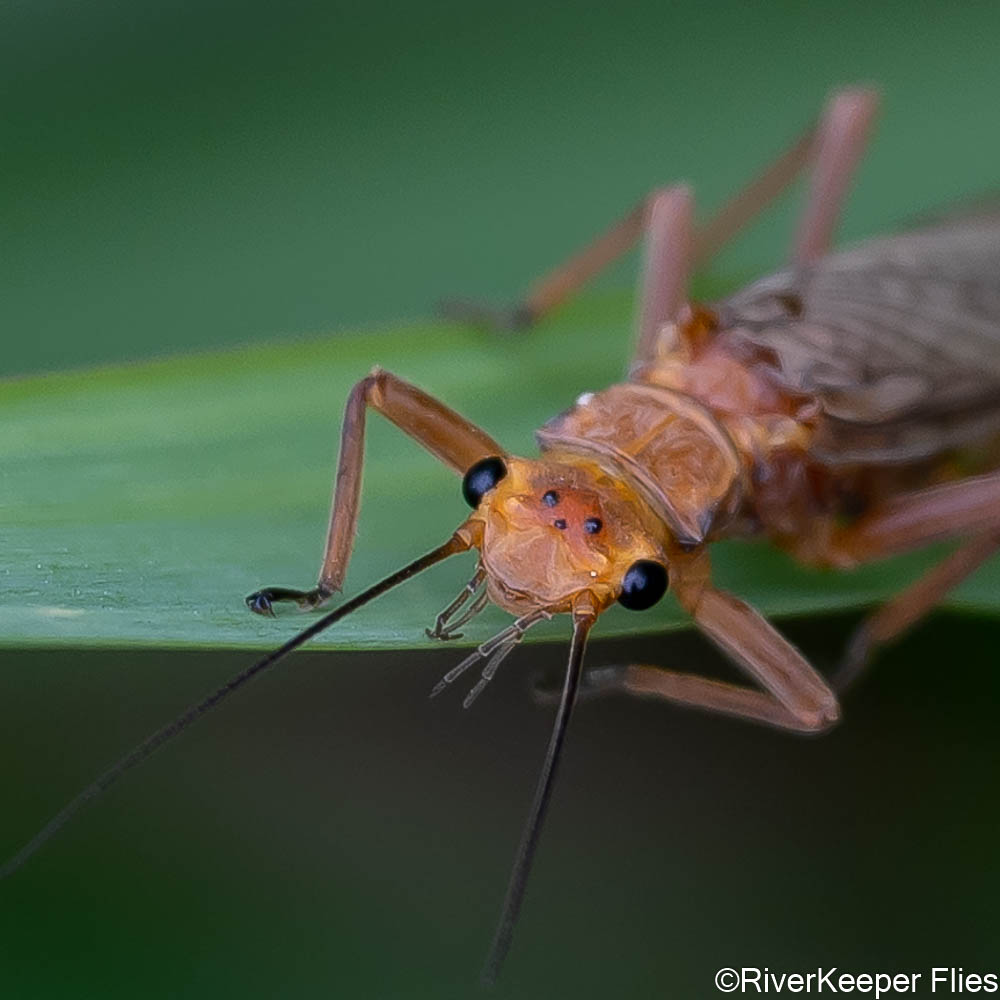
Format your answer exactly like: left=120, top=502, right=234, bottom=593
left=481, top=614, right=594, bottom=984
left=0, top=535, right=466, bottom=881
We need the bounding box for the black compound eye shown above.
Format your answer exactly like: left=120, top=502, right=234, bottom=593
left=618, top=560, right=668, bottom=611
left=462, top=456, right=508, bottom=508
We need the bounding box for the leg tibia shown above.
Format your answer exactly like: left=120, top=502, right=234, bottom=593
left=247, top=369, right=504, bottom=614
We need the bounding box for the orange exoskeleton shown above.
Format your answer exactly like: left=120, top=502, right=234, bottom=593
left=6, top=87, right=1000, bottom=983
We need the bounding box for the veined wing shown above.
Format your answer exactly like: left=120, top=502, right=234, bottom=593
left=717, top=210, right=1000, bottom=465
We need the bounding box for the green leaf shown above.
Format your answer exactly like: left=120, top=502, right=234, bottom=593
left=3, top=290, right=998, bottom=650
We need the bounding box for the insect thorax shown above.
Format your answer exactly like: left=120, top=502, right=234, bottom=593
left=536, top=382, right=745, bottom=547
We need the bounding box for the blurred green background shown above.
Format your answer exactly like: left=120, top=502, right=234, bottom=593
left=3, top=0, right=1000, bottom=997
left=4, top=0, right=999, bottom=376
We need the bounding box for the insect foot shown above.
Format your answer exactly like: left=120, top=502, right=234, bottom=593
left=245, top=590, right=276, bottom=615
left=244, top=586, right=331, bottom=616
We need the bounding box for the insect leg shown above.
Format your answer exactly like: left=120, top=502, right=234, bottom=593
left=633, top=186, right=694, bottom=365
left=441, top=89, right=871, bottom=333
left=791, top=87, right=880, bottom=264
left=592, top=665, right=832, bottom=734
left=828, top=469, right=1000, bottom=564
left=549, top=585, right=840, bottom=734
left=634, top=84, right=878, bottom=363
left=833, top=532, right=1000, bottom=693
left=784, top=471, right=1000, bottom=689
left=440, top=196, right=650, bottom=331
left=680, top=585, right=840, bottom=732
left=246, top=368, right=504, bottom=614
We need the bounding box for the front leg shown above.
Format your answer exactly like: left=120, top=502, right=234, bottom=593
left=669, top=585, right=840, bottom=732
left=549, top=585, right=840, bottom=735
left=246, top=368, right=505, bottom=615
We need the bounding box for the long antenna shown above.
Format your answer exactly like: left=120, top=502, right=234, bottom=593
left=481, top=613, right=594, bottom=985
left=0, top=534, right=467, bottom=881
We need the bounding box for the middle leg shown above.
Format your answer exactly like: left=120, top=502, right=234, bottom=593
left=815, top=473, right=1000, bottom=690
left=833, top=531, right=1000, bottom=693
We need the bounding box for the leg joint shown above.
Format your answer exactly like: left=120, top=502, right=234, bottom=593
left=793, top=697, right=841, bottom=735
left=355, top=367, right=391, bottom=409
